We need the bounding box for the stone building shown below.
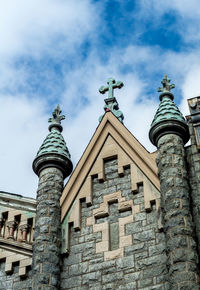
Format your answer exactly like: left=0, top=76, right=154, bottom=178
left=0, top=76, right=200, bottom=289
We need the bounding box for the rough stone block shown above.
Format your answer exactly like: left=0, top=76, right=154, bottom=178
left=82, top=271, right=101, bottom=285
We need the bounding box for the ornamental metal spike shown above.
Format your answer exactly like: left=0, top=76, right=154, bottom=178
left=48, top=105, right=65, bottom=125
left=158, top=75, right=175, bottom=94
left=48, top=105, right=65, bottom=132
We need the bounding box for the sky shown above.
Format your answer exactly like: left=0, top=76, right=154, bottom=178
left=1, top=0, right=200, bottom=198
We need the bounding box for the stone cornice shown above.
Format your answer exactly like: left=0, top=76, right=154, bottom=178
left=0, top=237, right=32, bottom=256
left=0, top=191, right=36, bottom=212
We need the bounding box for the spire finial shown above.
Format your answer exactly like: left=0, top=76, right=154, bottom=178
left=99, top=78, right=124, bottom=99
left=48, top=105, right=65, bottom=132
left=158, top=75, right=175, bottom=94
left=99, top=78, right=124, bottom=123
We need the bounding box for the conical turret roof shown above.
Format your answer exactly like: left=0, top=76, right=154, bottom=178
left=150, top=96, right=186, bottom=128
left=36, top=129, right=71, bottom=160
left=149, top=75, right=189, bottom=146
left=33, top=105, right=73, bottom=178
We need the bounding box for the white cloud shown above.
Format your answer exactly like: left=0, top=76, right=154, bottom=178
left=1, top=0, right=200, bottom=199
left=0, top=94, right=48, bottom=197
left=0, top=0, right=100, bottom=197
left=0, top=0, right=98, bottom=57
left=137, top=0, right=200, bottom=44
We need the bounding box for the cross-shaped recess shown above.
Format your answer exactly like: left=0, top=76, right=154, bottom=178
left=95, top=201, right=132, bottom=251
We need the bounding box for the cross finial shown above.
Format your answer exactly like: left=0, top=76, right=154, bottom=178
left=99, top=78, right=124, bottom=99
left=158, top=75, right=175, bottom=94
left=48, top=105, right=65, bottom=132
left=99, top=78, right=124, bottom=123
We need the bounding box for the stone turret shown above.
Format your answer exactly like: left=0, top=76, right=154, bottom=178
left=32, top=105, right=73, bottom=289
left=187, top=97, right=200, bottom=258
left=149, top=76, right=199, bottom=289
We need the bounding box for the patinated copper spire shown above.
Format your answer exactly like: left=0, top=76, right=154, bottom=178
left=33, top=105, right=72, bottom=178
left=99, top=78, right=124, bottom=123
left=149, top=75, right=189, bottom=146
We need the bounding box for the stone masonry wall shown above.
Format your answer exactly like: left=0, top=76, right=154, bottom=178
left=61, top=158, right=169, bottom=290
left=0, top=260, right=32, bottom=290
left=32, top=167, right=64, bottom=289
left=157, top=134, right=199, bottom=289
left=186, top=122, right=200, bottom=258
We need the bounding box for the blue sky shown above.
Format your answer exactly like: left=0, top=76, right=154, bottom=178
left=0, top=0, right=200, bottom=197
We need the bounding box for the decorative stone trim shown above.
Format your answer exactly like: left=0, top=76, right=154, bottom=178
left=0, top=248, right=32, bottom=277
left=63, top=135, right=162, bottom=232
left=61, top=112, right=160, bottom=221
left=87, top=191, right=140, bottom=261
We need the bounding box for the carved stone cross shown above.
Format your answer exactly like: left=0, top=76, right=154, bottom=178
left=99, top=78, right=124, bottom=99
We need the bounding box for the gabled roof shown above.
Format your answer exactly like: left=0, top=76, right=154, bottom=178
left=60, top=112, right=159, bottom=221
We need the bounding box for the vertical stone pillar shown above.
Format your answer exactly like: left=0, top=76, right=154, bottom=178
left=32, top=168, right=63, bottom=288
left=157, top=134, right=199, bottom=289
left=149, top=76, right=199, bottom=289
left=32, top=105, right=73, bottom=289
left=186, top=97, right=200, bottom=256
left=7, top=221, right=16, bottom=239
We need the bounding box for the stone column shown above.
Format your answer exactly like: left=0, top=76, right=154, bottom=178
left=149, top=76, right=199, bottom=289
left=19, top=224, right=30, bottom=242
left=186, top=97, right=200, bottom=257
left=157, top=134, right=199, bottom=289
left=32, top=105, right=73, bottom=289
left=0, top=217, right=3, bottom=237
left=7, top=221, right=16, bottom=239
left=32, top=167, right=63, bottom=288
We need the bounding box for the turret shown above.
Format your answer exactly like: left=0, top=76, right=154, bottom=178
left=149, top=76, right=199, bottom=289
left=32, top=105, right=73, bottom=289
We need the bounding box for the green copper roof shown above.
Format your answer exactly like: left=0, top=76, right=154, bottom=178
left=33, top=105, right=73, bottom=178
left=36, top=129, right=71, bottom=159
left=150, top=96, right=186, bottom=128
left=151, top=75, right=186, bottom=128
left=35, top=105, right=71, bottom=160
left=99, top=78, right=124, bottom=123
left=149, top=75, right=189, bottom=146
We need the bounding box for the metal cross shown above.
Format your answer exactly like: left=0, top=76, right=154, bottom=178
left=99, top=78, right=124, bottom=99
left=158, top=75, right=175, bottom=93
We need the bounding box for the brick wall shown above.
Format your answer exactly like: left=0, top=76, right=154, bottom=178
left=61, top=158, right=169, bottom=289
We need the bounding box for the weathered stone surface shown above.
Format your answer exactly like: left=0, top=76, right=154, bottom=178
left=61, top=158, right=168, bottom=289
left=0, top=261, right=32, bottom=290
left=32, top=167, right=64, bottom=289
left=157, top=134, right=199, bottom=288
left=187, top=122, right=200, bottom=258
